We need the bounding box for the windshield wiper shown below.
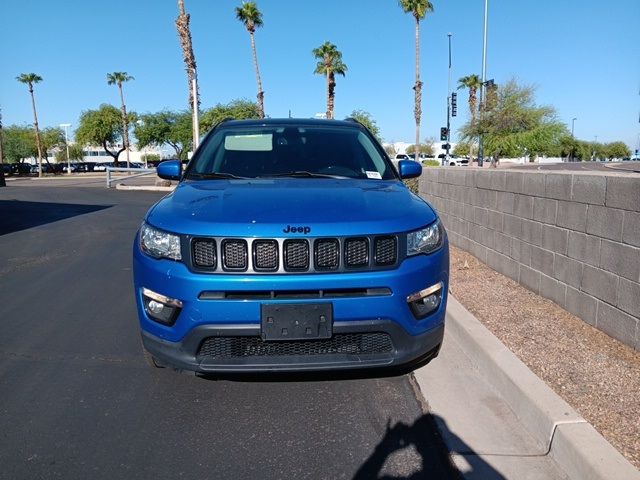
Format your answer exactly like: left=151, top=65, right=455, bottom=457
left=187, top=172, right=248, bottom=180
left=258, top=171, right=345, bottom=179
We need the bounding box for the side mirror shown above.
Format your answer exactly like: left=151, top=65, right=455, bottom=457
left=157, top=160, right=182, bottom=181
left=398, top=160, right=423, bottom=179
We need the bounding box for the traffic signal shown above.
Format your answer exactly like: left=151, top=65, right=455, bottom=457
left=451, top=92, right=457, bottom=117
left=440, top=127, right=448, bottom=141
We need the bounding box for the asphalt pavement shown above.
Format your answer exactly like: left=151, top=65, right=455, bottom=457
left=0, top=184, right=459, bottom=480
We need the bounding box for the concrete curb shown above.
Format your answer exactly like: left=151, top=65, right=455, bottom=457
left=114, top=184, right=175, bottom=192
left=442, top=295, right=639, bottom=480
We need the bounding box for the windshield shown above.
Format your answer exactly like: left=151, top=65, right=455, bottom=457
left=186, top=125, right=397, bottom=180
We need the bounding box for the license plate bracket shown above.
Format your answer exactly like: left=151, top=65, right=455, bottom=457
left=261, top=303, right=333, bottom=341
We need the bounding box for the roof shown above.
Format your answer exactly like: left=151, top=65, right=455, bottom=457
left=219, top=118, right=363, bottom=129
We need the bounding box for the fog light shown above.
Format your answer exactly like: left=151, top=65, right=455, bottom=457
left=142, top=288, right=183, bottom=325
left=407, top=282, right=443, bottom=319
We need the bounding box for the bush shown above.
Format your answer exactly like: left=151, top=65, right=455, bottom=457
left=423, top=160, right=440, bottom=167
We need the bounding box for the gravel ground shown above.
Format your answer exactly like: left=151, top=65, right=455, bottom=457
left=448, top=246, right=640, bottom=469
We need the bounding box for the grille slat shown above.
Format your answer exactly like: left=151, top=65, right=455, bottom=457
left=254, top=240, right=278, bottom=271
left=375, top=237, right=397, bottom=266
left=345, top=238, right=369, bottom=267
left=284, top=240, right=309, bottom=271
left=198, top=333, right=393, bottom=358
left=315, top=239, right=339, bottom=269
left=222, top=240, right=248, bottom=270
left=193, top=239, right=216, bottom=268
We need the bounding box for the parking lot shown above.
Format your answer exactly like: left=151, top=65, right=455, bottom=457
left=0, top=184, right=458, bottom=479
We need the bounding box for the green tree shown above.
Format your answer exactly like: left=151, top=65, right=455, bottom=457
left=348, top=110, right=381, bottom=141
left=406, top=143, right=434, bottom=156
left=399, top=0, right=433, bottom=162
left=107, top=72, right=134, bottom=167
left=2, top=125, right=37, bottom=163
left=452, top=142, right=471, bottom=157
left=603, top=141, right=631, bottom=159
left=41, top=127, right=65, bottom=167
left=135, top=111, right=193, bottom=160
left=313, top=41, right=347, bottom=120
left=16, top=73, right=45, bottom=176
left=55, top=144, right=84, bottom=163
left=75, top=104, right=136, bottom=166
left=0, top=109, right=5, bottom=187
left=200, top=99, right=261, bottom=132
left=460, top=80, right=567, bottom=166
left=235, top=1, right=265, bottom=118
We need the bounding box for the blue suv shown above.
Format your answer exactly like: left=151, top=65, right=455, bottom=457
left=133, top=119, right=449, bottom=374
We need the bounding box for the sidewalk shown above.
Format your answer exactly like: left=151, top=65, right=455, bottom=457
left=413, top=296, right=639, bottom=479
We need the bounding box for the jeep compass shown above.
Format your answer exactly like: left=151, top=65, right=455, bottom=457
left=133, top=118, right=449, bottom=373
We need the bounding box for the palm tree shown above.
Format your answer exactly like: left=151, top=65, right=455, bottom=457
left=107, top=72, right=134, bottom=168
left=176, top=0, right=200, bottom=148
left=235, top=2, right=266, bottom=118
left=313, top=42, right=347, bottom=120
left=399, top=0, right=434, bottom=162
left=458, top=74, right=482, bottom=162
left=16, top=73, right=45, bottom=177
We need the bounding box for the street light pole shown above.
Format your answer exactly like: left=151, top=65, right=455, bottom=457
left=446, top=33, right=452, bottom=165
left=60, top=123, right=72, bottom=175
left=570, top=117, right=577, bottom=162
left=478, top=0, right=489, bottom=167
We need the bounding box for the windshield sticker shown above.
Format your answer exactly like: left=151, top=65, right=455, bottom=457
left=225, top=134, right=273, bottom=151
left=365, top=171, right=382, bottom=179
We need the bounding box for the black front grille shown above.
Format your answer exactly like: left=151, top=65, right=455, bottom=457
left=345, top=238, right=369, bottom=267
left=253, top=240, right=278, bottom=271
left=222, top=240, right=248, bottom=270
left=190, top=235, right=400, bottom=274
left=193, top=239, right=216, bottom=268
left=284, top=240, right=309, bottom=271
left=198, top=333, right=393, bottom=358
left=315, top=239, right=339, bottom=269
left=375, top=237, right=397, bottom=266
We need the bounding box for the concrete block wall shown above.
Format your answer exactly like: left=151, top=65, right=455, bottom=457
left=419, top=168, right=640, bottom=350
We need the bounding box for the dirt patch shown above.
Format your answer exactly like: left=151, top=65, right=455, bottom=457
left=449, top=246, right=640, bottom=469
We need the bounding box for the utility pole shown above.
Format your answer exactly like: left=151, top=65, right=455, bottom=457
left=478, top=0, right=489, bottom=167
left=446, top=33, right=453, bottom=165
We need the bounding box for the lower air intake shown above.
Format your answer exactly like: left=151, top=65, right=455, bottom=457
left=198, top=333, right=393, bottom=358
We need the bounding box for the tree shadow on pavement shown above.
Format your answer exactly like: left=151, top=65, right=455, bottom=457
left=353, top=414, right=506, bottom=480
left=0, top=200, right=111, bottom=236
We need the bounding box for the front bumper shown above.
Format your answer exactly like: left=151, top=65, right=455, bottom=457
left=133, top=236, right=449, bottom=373
left=141, top=320, right=444, bottom=373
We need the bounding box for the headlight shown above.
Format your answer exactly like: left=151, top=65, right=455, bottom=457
left=407, top=220, right=444, bottom=256
left=140, top=222, right=182, bottom=260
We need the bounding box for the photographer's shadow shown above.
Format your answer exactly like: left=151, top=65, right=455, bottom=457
left=353, top=414, right=506, bottom=480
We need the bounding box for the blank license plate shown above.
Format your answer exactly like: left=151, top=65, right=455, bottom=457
left=261, top=303, right=333, bottom=341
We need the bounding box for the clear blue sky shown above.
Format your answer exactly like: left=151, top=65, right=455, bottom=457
left=1, top=0, right=639, bottom=150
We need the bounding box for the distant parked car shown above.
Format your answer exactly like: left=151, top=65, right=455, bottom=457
left=93, top=162, right=109, bottom=172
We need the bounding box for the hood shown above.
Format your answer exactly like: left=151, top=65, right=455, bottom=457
left=146, top=178, right=437, bottom=237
